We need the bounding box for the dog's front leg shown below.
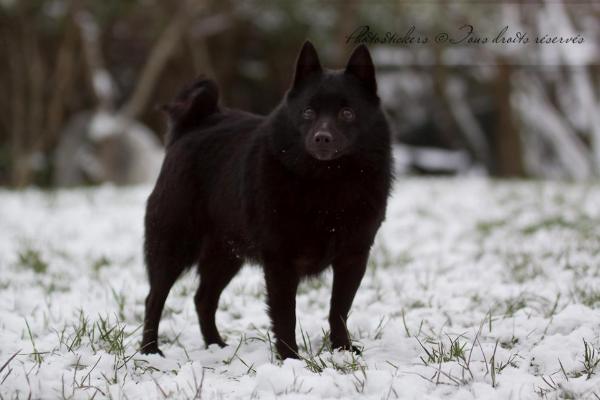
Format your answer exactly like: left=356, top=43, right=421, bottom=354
left=264, top=262, right=300, bottom=359
left=329, top=251, right=369, bottom=353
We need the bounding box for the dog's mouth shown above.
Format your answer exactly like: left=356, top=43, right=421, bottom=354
left=308, top=148, right=344, bottom=161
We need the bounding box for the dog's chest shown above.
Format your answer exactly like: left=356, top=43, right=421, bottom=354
left=293, top=253, right=332, bottom=276
left=285, top=205, right=340, bottom=276
left=290, top=230, right=336, bottom=276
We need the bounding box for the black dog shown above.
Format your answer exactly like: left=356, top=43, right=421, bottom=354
left=141, top=41, right=393, bottom=359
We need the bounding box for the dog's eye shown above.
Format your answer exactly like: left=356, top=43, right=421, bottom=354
left=339, top=108, right=355, bottom=122
left=302, top=107, right=316, bottom=120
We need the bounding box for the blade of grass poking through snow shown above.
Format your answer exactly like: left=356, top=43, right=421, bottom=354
left=267, top=331, right=274, bottom=363
left=189, top=366, right=206, bottom=399
left=582, top=339, right=600, bottom=379
left=110, top=286, right=127, bottom=321
left=224, top=334, right=256, bottom=374
left=151, top=375, right=168, bottom=398
left=559, top=358, right=569, bottom=381
left=415, top=337, right=433, bottom=366
left=80, top=355, right=102, bottom=388
left=299, top=325, right=324, bottom=373
left=401, top=309, right=411, bottom=337
left=490, top=339, right=499, bottom=387
left=0, top=349, right=21, bottom=375
left=318, top=328, right=332, bottom=354
left=373, top=316, right=387, bottom=340
left=24, top=319, right=43, bottom=366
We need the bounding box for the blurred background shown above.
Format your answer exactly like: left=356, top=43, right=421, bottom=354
left=0, top=0, right=599, bottom=187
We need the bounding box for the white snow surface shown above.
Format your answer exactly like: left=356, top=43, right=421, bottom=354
left=2, top=178, right=600, bottom=399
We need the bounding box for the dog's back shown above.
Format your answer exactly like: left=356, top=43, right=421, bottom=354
left=146, top=78, right=264, bottom=268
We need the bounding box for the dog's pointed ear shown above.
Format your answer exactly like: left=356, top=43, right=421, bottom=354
left=345, top=44, right=377, bottom=94
left=293, top=41, right=322, bottom=89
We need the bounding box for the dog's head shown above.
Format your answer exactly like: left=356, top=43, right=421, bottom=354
left=283, top=41, right=383, bottom=162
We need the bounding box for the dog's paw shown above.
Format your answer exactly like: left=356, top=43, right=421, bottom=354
left=275, top=343, right=300, bottom=360
left=277, top=349, right=300, bottom=360
left=332, top=343, right=363, bottom=355
left=205, top=338, right=228, bottom=348
left=140, top=343, right=164, bottom=357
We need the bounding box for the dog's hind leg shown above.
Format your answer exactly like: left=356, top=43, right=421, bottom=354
left=195, top=243, right=243, bottom=347
left=140, top=237, right=196, bottom=356
left=140, top=257, right=188, bottom=355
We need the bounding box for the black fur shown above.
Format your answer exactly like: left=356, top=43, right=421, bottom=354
left=141, top=41, right=393, bottom=359
left=160, top=77, right=220, bottom=146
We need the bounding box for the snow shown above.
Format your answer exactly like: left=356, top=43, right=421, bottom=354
left=2, top=178, right=600, bottom=399
left=92, top=71, right=115, bottom=103
left=393, top=145, right=474, bottom=174
left=89, top=111, right=122, bottom=140
left=86, top=112, right=164, bottom=184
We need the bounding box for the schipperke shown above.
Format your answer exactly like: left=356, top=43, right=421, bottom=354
left=141, top=41, right=393, bottom=359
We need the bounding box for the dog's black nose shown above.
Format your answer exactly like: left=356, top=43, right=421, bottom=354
left=313, top=131, right=333, bottom=144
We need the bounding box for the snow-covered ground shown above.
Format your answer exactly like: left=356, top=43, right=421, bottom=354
left=2, top=178, right=600, bottom=399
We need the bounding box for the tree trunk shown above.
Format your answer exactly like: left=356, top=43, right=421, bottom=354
left=493, top=61, right=524, bottom=177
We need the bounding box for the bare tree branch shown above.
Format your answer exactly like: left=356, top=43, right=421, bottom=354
left=74, top=6, right=116, bottom=111
left=516, top=75, right=594, bottom=180
left=120, top=0, right=209, bottom=119
left=45, top=10, right=78, bottom=152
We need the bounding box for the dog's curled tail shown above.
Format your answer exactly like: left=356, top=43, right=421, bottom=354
left=161, top=77, right=220, bottom=146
